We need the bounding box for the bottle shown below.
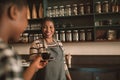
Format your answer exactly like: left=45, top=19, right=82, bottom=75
left=86, top=29, right=92, bottom=41
left=47, top=7, right=52, bottom=17
left=86, top=3, right=91, bottom=14
left=55, top=31, right=59, bottom=40
left=27, top=5, right=31, bottom=19
left=32, top=4, right=37, bottom=19
left=65, top=5, right=71, bottom=16
left=60, top=30, right=65, bottom=42
left=107, top=30, right=116, bottom=40
left=103, top=1, right=109, bottom=13
left=59, top=6, right=65, bottom=16
left=73, top=30, right=79, bottom=42
left=22, top=33, right=28, bottom=43
left=79, top=3, right=84, bottom=15
left=80, top=30, right=85, bottom=41
left=95, top=2, right=101, bottom=13
left=66, top=30, right=72, bottom=42
left=39, top=3, right=43, bottom=18
left=54, top=6, right=59, bottom=17
left=72, top=4, right=78, bottom=15
left=112, top=0, right=119, bottom=12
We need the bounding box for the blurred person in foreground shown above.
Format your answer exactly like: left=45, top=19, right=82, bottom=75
left=0, top=0, right=47, bottom=80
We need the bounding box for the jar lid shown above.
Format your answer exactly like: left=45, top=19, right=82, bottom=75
left=66, top=5, right=71, bottom=7
left=23, top=33, right=28, bottom=36
left=61, top=31, right=65, bottom=32
left=60, top=6, right=64, bottom=8
left=80, top=30, right=85, bottom=31
left=48, top=7, right=52, bottom=9
left=103, top=1, right=108, bottom=3
left=56, top=31, right=58, bottom=33
left=86, top=3, right=90, bottom=5
left=73, top=4, right=77, bottom=6
left=96, top=2, right=101, bottom=3
left=67, top=30, right=71, bottom=32
left=53, top=6, right=58, bottom=8
left=79, top=3, right=84, bottom=6
left=87, top=29, right=92, bottom=31
left=73, top=30, right=78, bottom=32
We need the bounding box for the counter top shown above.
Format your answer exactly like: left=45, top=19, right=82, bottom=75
left=68, top=64, right=120, bottom=72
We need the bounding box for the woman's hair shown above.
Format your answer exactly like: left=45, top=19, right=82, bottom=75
left=42, top=17, right=54, bottom=28
left=0, top=0, right=27, bottom=18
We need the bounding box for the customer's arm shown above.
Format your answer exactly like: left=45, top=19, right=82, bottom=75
left=23, top=56, right=47, bottom=80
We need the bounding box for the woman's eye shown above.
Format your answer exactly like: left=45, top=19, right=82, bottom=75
left=50, top=26, right=53, bottom=29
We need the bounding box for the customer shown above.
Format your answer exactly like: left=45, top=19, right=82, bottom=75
left=0, top=0, right=47, bottom=80
left=29, top=17, right=72, bottom=80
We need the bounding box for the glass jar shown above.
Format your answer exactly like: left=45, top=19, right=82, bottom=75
left=47, top=7, right=52, bottom=17
left=55, top=31, right=59, bottom=40
left=22, top=33, right=29, bottom=43
left=29, top=34, right=34, bottom=43
left=107, top=30, right=116, bottom=40
left=60, top=30, right=65, bottom=42
left=34, top=34, right=39, bottom=40
left=112, top=4, right=119, bottom=13
left=80, top=30, right=85, bottom=41
left=79, top=4, right=84, bottom=15
left=103, top=1, right=109, bottom=13
left=66, top=30, right=72, bottom=42
left=86, top=3, right=91, bottom=14
left=72, top=4, right=78, bottom=15
left=95, top=2, right=101, bottom=13
left=73, top=30, right=79, bottom=42
left=86, top=29, right=92, bottom=41
left=65, top=5, right=71, bottom=16
left=59, top=6, right=65, bottom=16
left=54, top=6, right=59, bottom=17
left=52, top=6, right=56, bottom=17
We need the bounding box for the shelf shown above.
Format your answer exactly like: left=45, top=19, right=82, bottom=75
left=95, top=25, right=120, bottom=29
left=51, top=14, right=94, bottom=19
left=28, top=18, right=43, bottom=23
left=24, top=30, right=41, bottom=34
left=94, top=12, right=120, bottom=15
left=95, top=40, right=120, bottom=42
left=56, top=26, right=94, bottom=30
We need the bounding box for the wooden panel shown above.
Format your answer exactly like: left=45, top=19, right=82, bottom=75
left=69, top=71, right=92, bottom=80
left=93, top=72, right=117, bottom=80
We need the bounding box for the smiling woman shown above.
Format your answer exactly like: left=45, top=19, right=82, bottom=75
left=29, top=17, right=72, bottom=80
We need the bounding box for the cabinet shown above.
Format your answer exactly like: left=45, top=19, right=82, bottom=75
left=9, top=0, right=120, bottom=43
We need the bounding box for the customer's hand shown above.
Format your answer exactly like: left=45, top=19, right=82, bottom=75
left=31, top=56, right=48, bottom=70
left=23, top=56, right=48, bottom=80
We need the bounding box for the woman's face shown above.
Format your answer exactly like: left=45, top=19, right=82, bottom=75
left=42, top=21, right=55, bottom=39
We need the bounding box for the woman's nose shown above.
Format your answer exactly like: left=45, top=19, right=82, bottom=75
left=46, top=27, right=51, bottom=32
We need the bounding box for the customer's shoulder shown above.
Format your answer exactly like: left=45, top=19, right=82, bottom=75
left=0, top=41, right=15, bottom=58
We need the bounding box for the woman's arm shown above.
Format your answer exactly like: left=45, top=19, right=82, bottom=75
left=64, top=62, right=72, bottom=80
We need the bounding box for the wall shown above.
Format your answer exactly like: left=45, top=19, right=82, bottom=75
left=12, top=42, right=120, bottom=55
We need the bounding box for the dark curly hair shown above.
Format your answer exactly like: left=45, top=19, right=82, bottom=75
left=42, top=17, right=54, bottom=28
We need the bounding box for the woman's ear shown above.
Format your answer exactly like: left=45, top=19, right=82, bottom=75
left=7, top=5, right=19, bottom=20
